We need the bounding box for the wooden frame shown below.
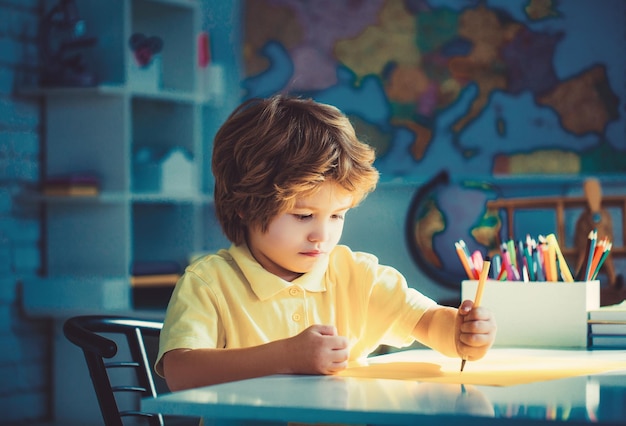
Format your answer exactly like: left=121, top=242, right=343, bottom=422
left=486, top=195, right=626, bottom=258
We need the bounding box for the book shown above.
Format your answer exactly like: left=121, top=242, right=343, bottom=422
left=588, top=300, right=626, bottom=321
left=42, top=185, right=99, bottom=196
left=590, top=334, right=626, bottom=348
left=589, top=321, right=626, bottom=335
left=130, top=273, right=180, bottom=288
left=41, top=172, right=101, bottom=197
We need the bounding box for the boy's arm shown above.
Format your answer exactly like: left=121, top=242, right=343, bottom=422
left=412, top=302, right=496, bottom=361
left=162, top=324, right=349, bottom=391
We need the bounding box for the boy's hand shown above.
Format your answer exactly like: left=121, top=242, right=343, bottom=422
left=455, top=300, right=497, bottom=362
left=286, top=324, right=349, bottom=375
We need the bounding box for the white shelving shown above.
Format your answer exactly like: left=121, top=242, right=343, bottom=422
left=24, top=0, right=213, bottom=316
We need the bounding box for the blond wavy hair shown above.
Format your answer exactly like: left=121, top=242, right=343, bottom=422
left=212, top=95, right=379, bottom=245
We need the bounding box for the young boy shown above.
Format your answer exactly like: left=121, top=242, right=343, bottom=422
left=156, top=95, right=496, bottom=391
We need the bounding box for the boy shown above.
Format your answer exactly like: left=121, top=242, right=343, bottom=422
left=156, top=95, right=496, bottom=391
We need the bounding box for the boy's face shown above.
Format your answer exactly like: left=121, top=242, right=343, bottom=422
left=247, top=181, right=353, bottom=282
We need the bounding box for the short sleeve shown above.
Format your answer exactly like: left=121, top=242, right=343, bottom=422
left=155, top=271, right=223, bottom=377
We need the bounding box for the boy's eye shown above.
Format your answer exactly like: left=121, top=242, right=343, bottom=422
left=294, top=214, right=312, bottom=220
left=292, top=212, right=346, bottom=221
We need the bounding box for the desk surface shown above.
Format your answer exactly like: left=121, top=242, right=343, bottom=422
left=143, top=348, right=626, bottom=425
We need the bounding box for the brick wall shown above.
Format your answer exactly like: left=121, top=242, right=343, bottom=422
left=0, top=0, right=50, bottom=424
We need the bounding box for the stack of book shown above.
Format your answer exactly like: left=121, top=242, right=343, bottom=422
left=42, top=173, right=100, bottom=196
left=588, top=300, right=626, bottom=348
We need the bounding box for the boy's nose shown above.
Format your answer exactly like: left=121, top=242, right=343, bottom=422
left=308, top=221, right=329, bottom=242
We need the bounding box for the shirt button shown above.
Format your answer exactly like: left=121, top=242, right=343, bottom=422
left=292, top=313, right=301, bottom=322
left=289, top=287, right=299, bottom=296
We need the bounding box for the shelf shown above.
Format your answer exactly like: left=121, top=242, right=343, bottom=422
left=17, top=190, right=120, bottom=204
left=31, top=0, right=211, bottom=314
left=20, top=83, right=202, bottom=103
left=131, top=88, right=202, bottom=103
left=16, top=190, right=213, bottom=205
left=22, top=275, right=132, bottom=317
left=18, top=84, right=126, bottom=97
left=146, top=0, right=199, bottom=7
left=132, top=192, right=213, bottom=204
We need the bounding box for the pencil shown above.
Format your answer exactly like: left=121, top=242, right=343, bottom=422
left=545, top=243, right=559, bottom=281
left=459, top=240, right=478, bottom=279
left=589, top=238, right=606, bottom=278
left=591, top=242, right=612, bottom=280
left=584, top=230, right=597, bottom=281
left=460, top=256, right=491, bottom=372
left=576, top=230, right=593, bottom=280
left=546, top=234, right=574, bottom=282
left=524, top=235, right=535, bottom=281
left=455, top=242, right=475, bottom=280
left=534, top=242, right=545, bottom=281
left=501, top=243, right=519, bottom=281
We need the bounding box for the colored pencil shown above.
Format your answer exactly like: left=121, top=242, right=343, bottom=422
left=589, top=238, right=607, bottom=279
left=584, top=230, right=598, bottom=281
left=576, top=230, right=592, bottom=280
left=455, top=242, right=475, bottom=280
left=460, top=256, right=491, bottom=372
left=591, top=242, right=612, bottom=280
left=546, top=234, right=574, bottom=282
left=459, top=240, right=478, bottom=279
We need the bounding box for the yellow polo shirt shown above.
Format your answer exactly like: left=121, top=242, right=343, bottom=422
left=155, top=244, right=436, bottom=377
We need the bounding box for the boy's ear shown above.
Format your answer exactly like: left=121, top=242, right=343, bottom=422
left=237, top=210, right=244, bottom=219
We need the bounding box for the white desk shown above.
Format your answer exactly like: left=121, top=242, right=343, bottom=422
left=143, top=348, right=626, bottom=425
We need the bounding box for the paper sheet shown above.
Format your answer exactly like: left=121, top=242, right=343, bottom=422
left=338, top=349, right=626, bottom=386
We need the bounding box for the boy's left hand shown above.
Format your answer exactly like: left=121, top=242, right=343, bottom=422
left=455, top=300, right=497, bottom=362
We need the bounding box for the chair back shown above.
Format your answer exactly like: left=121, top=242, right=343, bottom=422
left=63, top=315, right=165, bottom=426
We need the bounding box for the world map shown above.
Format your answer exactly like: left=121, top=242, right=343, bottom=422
left=242, top=0, right=626, bottom=179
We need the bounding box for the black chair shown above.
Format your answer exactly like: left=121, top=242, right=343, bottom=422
left=63, top=315, right=193, bottom=426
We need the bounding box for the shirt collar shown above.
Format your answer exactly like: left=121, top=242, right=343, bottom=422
left=229, top=244, right=328, bottom=300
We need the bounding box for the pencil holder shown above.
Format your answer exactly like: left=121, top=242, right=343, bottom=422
left=461, top=280, right=600, bottom=348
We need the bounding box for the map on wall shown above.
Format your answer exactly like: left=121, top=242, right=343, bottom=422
left=241, top=0, right=626, bottom=287
left=242, top=0, right=626, bottom=180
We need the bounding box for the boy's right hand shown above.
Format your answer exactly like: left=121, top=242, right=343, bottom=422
left=286, top=324, right=349, bottom=375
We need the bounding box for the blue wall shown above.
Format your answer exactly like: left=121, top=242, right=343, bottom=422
left=2, top=0, right=625, bottom=423
left=0, top=1, right=50, bottom=423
